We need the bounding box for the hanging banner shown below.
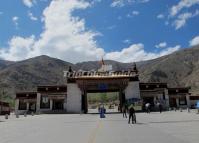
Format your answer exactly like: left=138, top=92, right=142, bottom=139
left=42, top=96, right=48, bottom=103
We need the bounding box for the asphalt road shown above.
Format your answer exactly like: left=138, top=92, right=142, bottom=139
left=0, top=110, right=199, bottom=143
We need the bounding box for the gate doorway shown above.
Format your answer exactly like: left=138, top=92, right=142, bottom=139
left=87, top=92, right=120, bottom=113
left=29, top=102, right=36, bottom=112
left=81, top=89, right=126, bottom=114
left=142, top=97, right=154, bottom=108
left=169, top=97, right=177, bottom=108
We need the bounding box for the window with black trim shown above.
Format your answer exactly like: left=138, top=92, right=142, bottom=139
left=179, top=96, right=187, bottom=105
left=19, top=100, right=27, bottom=110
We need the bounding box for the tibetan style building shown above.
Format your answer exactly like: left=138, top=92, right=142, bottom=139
left=15, top=63, right=194, bottom=114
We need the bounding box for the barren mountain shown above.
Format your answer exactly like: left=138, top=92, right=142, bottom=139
left=0, top=45, right=199, bottom=99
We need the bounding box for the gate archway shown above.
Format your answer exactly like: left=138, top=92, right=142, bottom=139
left=76, top=78, right=129, bottom=113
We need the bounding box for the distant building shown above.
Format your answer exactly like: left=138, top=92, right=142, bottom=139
left=15, top=62, right=193, bottom=114
left=140, top=83, right=191, bottom=110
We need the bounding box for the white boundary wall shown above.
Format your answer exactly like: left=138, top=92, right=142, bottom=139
left=66, top=83, right=82, bottom=113
left=125, top=81, right=140, bottom=100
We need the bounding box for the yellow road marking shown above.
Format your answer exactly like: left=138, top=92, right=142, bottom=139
left=88, top=120, right=103, bottom=143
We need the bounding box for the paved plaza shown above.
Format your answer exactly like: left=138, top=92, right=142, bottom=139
left=0, top=110, right=199, bottom=143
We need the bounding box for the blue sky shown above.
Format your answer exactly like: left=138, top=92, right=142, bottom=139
left=0, top=0, right=199, bottom=63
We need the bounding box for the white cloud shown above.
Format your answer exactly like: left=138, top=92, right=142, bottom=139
left=0, top=36, right=35, bottom=61
left=173, top=10, right=199, bottom=30
left=1, top=0, right=104, bottom=62
left=28, top=11, right=38, bottom=21
left=173, top=12, right=192, bottom=29
left=155, top=42, right=167, bottom=48
left=123, top=39, right=131, bottom=44
left=111, top=0, right=124, bottom=7
left=0, top=0, right=180, bottom=63
left=157, top=14, right=164, bottom=19
left=165, top=0, right=199, bottom=30
left=189, top=35, right=199, bottom=46
left=22, top=0, right=36, bottom=8
left=170, top=0, right=199, bottom=17
left=127, top=11, right=140, bottom=18
left=104, top=44, right=180, bottom=62
left=90, top=0, right=102, bottom=5
left=111, top=0, right=149, bottom=8
left=12, top=16, right=19, bottom=28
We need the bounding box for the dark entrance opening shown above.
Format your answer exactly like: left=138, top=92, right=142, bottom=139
left=87, top=92, right=120, bottom=113
left=169, top=98, right=177, bottom=108
left=142, top=97, right=154, bottom=110
left=53, top=100, right=64, bottom=110
left=76, top=78, right=129, bottom=114
left=82, top=90, right=125, bottom=114
left=29, top=102, right=36, bottom=112
left=143, top=97, right=154, bottom=105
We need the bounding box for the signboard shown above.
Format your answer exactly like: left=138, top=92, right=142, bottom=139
left=98, top=83, right=108, bottom=91
left=196, top=101, right=199, bottom=108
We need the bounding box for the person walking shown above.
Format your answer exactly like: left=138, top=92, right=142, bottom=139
left=128, top=105, right=136, bottom=124
left=145, top=103, right=150, bottom=113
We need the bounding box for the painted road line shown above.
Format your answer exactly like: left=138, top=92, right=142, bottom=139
left=88, top=120, right=103, bottom=143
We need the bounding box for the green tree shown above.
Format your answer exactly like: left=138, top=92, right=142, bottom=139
left=100, top=93, right=107, bottom=103
left=0, top=89, right=14, bottom=108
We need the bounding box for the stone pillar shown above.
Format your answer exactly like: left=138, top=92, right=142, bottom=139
left=15, top=99, right=19, bottom=115
left=125, top=81, right=140, bottom=100
left=186, top=95, right=190, bottom=108
left=64, top=95, right=67, bottom=111
left=164, top=89, right=170, bottom=109
left=66, top=83, right=82, bottom=113
left=26, top=102, right=29, bottom=111
left=50, top=99, right=53, bottom=110
left=176, top=98, right=179, bottom=108
left=36, top=93, right=41, bottom=113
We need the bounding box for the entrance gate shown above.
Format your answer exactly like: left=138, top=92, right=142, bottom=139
left=77, top=78, right=128, bottom=113
left=64, top=66, right=141, bottom=113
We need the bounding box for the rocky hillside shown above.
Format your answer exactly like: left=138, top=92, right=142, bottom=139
left=0, top=45, right=199, bottom=99
left=0, top=56, right=75, bottom=97
left=138, top=45, right=199, bottom=93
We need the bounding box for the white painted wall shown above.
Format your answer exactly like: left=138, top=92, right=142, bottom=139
left=15, top=99, right=19, bottom=114
left=36, top=93, right=41, bottom=113
left=66, top=83, right=82, bottom=113
left=125, top=81, right=140, bottom=100
left=186, top=95, right=191, bottom=108
left=50, top=99, right=53, bottom=110
left=164, top=89, right=170, bottom=108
